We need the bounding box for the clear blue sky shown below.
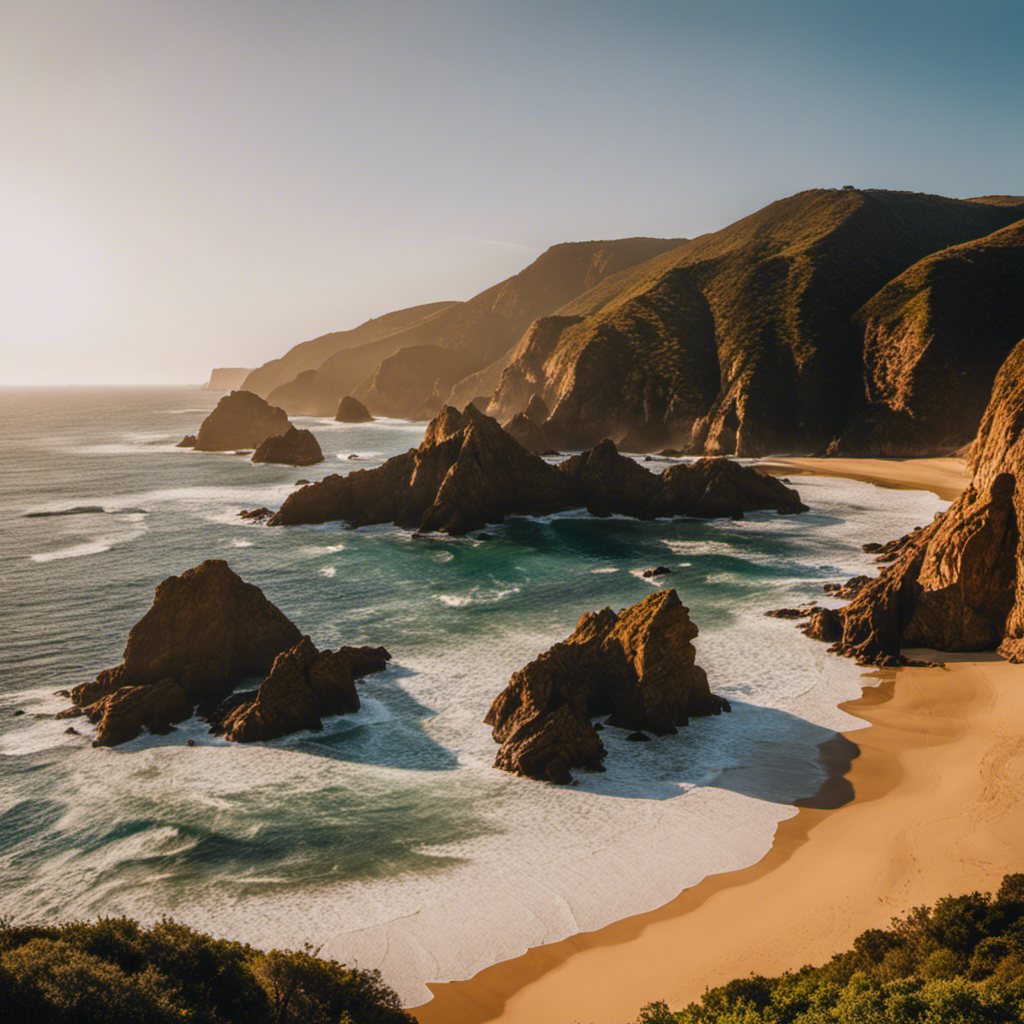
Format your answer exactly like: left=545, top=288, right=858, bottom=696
left=2, top=0, right=1021, bottom=384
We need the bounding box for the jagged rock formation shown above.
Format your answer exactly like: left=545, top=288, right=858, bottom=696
left=64, top=561, right=390, bottom=746
left=269, top=404, right=573, bottom=534
left=82, top=678, right=193, bottom=748
left=811, top=339, right=1024, bottom=664
left=203, top=368, right=251, bottom=391
left=502, top=411, right=548, bottom=453
left=186, top=391, right=292, bottom=452
left=70, top=561, right=302, bottom=713
left=177, top=434, right=197, bottom=448
left=485, top=589, right=728, bottom=783
left=335, top=396, right=373, bottom=422
left=260, top=239, right=683, bottom=418
left=210, top=636, right=360, bottom=743
left=833, top=219, right=1024, bottom=455
left=267, top=405, right=806, bottom=535
left=251, top=427, right=324, bottom=466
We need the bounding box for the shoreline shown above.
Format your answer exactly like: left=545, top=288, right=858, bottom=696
left=411, top=457, right=1024, bottom=1024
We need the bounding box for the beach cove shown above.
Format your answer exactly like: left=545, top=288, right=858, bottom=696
left=412, top=457, right=1024, bottom=1023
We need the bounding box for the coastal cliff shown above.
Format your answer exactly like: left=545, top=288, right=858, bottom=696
left=817, top=338, right=1024, bottom=664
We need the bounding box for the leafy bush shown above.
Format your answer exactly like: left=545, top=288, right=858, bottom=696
left=0, top=916, right=413, bottom=1024
left=635, top=875, right=1024, bottom=1023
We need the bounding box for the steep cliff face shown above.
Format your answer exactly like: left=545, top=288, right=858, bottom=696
left=485, top=589, right=727, bottom=783
left=822, top=338, right=1024, bottom=664
left=491, top=267, right=719, bottom=451
left=834, top=219, right=1024, bottom=455
left=203, top=368, right=251, bottom=391
left=490, top=190, right=1024, bottom=454
left=263, top=238, right=684, bottom=418
left=242, top=302, right=456, bottom=399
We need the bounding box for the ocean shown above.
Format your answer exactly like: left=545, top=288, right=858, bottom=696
left=0, top=386, right=947, bottom=1003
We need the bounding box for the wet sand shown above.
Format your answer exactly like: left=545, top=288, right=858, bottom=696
left=412, top=458, right=1024, bottom=1024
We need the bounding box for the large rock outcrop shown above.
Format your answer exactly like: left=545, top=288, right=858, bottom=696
left=251, top=427, right=324, bottom=466
left=209, top=636, right=370, bottom=743
left=485, top=589, right=728, bottom=783
left=64, top=562, right=391, bottom=746
left=70, top=560, right=302, bottom=710
left=817, top=339, right=1024, bottom=664
left=184, top=391, right=292, bottom=452
left=267, top=405, right=806, bottom=535
left=269, top=404, right=574, bottom=534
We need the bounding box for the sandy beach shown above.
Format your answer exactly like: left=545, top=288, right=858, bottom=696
left=412, top=457, right=1024, bottom=1024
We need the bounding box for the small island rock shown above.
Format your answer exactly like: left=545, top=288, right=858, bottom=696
left=187, top=390, right=291, bottom=452
left=251, top=427, right=324, bottom=466
left=485, top=589, right=728, bottom=783
left=336, top=396, right=374, bottom=423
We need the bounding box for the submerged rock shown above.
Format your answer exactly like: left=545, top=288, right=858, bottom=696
left=485, top=589, right=728, bottom=783
left=187, top=390, right=291, bottom=452
left=268, top=405, right=807, bottom=535
left=251, top=426, right=324, bottom=466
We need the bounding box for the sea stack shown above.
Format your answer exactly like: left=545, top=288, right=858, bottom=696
left=335, top=396, right=374, bottom=422
left=485, top=589, right=729, bottom=783
left=251, top=426, right=324, bottom=466
left=61, top=560, right=389, bottom=746
left=184, top=390, right=292, bottom=451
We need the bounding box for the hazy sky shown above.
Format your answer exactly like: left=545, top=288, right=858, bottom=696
left=3, top=0, right=1022, bottom=385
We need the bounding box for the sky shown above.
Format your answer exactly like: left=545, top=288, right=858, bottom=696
left=2, top=0, right=1022, bottom=385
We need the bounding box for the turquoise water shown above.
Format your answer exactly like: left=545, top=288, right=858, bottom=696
left=0, top=386, right=947, bottom=1001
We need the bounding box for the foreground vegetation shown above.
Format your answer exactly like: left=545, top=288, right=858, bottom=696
left=0, top=916, right=413, bottom=1023
left=635, top=875, right=1024, bottom=1023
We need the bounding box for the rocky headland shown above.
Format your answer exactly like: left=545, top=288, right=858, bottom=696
left=202, top=367, right=252, bottom=391
left=796, top=337, right=1024, bottom=665
left=250, top=426, right=324, bottom=466
left=180, top=390, right=292, bottom=452
left=266, top=404, right=806, bottom=535
left=236, top=189, right=1024, bottom=457
left=60, top=560, right=388, bottom=746
left=484, top=589, right=729, bottom=783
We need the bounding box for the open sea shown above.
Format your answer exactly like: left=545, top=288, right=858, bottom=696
left=0, top=386, right=947, bottom=1003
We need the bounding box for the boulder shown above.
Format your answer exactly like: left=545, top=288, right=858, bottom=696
left=251, top=427, right=324, bottom=466
left=86, top=678, right=192, bottom=748
left=485, top=589, right=728, bottom=782
left=188, top=390, right=291, bottom=451
left=69, top=560, right=302, bottom=710
left=335, top=396, right=373, bottom=423
left=524, top=393, right=549, bottom=425
left=211, top=637, right=360, bottom=743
